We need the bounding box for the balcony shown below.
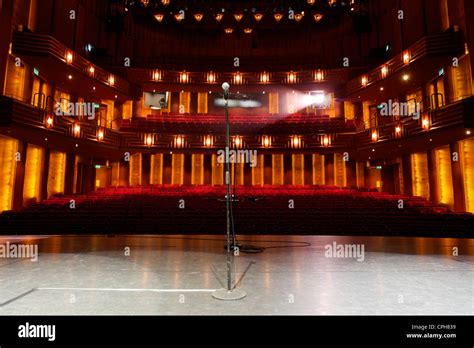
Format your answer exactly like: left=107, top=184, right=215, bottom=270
left=11, top=31, right=138, bottom=99
left=344, top=30, right=466, bottom=97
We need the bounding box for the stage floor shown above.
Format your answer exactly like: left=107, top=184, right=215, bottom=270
left=0, top=235, right=473, bottom=315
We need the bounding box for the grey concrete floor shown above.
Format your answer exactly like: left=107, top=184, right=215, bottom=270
left=0, top=235, right=473, bottom=315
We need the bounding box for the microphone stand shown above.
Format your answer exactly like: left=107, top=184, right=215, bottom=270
left=212, top=84, right=247, bottom=301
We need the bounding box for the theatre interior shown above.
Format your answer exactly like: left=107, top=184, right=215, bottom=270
left=0, top=0, right=473, bottom=314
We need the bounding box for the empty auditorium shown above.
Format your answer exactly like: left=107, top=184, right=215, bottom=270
left=1, top=0, right=474, bottom=333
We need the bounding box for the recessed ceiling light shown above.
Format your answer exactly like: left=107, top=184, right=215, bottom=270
left=68, top=75, right=73, bottom=80
left=467, top=130, right=471, bottom=135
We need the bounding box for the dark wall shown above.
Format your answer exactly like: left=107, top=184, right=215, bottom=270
left=24, top=0, right=455, bottom=71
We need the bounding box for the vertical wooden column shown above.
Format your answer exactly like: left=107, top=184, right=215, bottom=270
left=450, top=142, right=466, bottom=211
left=324, top=154, right=335, bottom=186
left=118, top=160, right=130, bottom=187
left=12, top=141, right=27, bottom=210
left=141, top=153, right=151, bottom=186
left=64, top=153, right=76, bottom=195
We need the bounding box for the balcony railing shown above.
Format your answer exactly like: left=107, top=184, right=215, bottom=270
left=12, top=31, right=132, bottom=96
left=345, top=30, right=465, bottom=96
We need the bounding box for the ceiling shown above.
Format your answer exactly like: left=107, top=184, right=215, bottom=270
left=120, top=0, right=359, bottom=32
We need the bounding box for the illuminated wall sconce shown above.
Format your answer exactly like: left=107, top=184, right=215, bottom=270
left=361, top=76, right=368, bottom=87
left=174, top=13, right=184, bottom=22
left=108, top=75, right=115, bottom=86
left=294, top=13, right=304, bottom=22
left=287, top=71, right=297, bottom=84
left=233, top=72, right=243, bottom=85
left=313, top=13, right=323, bottom=22
left=308, top=0, right=316, bottom=5
left=203, top=135, right=214, bottom=148
left=194, top=13, right=204, bottom=22
left=97, top=128, right=104, bottom=142
left=233, top=135, right=243, bottom=149
left=395, top=125, right=402, bottom=138
left=422, top=116, right=431, bottom=131
left=161, top=0, right=170, bottom=5
left=45, top=115, right=54, bottom=129
left=174, top=135, right=184, bottom=148
left=73, top=123, right=81, bottom=137
left=154, top=13, right=164, bottom=22
left=321, top=134, right=331, bottom=148
left=234, top=13, right=244, bottom=22
left=144, top=133, right=155, bottom=147
left=371, top=130, right=379, bottom=142
left=66, top=51, right=73, bottom=64
left=243, top=28, right=253, bottom=34
left=152, top=69, right=162, bottom=81
left=291, top=135, right=301, bottom=149
left=262, top=135, right=272, bottom=148
left=224, top=28, right=234, bottom=34
left=260, top=72, right=270, bottom=84
left=88, top=66, right=95, bottom=77
left=403, top=51, right=411, bottom=65
left=180, top=71, right=189, bottom=83
left=274, top=13, right=283, bottom=22
left=314, top=69, right=324, bottom=82
left=207, top=71, right=216, bottom=84
left=254, top=13, right=263, bottom=22
left=381, top=65, right=388, bottom=78
left=214, top=13, right=224, bottom=22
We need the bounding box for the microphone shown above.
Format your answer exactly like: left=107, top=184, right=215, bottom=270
left=222, top=82, right=230, bottom=100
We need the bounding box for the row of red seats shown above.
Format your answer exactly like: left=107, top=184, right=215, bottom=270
left=1, top=185, right=472, bottom=236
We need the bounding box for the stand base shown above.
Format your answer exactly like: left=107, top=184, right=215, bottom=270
left=212, top=288, right=247, bottom=301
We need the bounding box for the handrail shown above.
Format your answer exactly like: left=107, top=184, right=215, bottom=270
left=431, top=93, right=445, bottom=109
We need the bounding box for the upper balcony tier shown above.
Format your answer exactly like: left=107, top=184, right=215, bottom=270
left=120, top=113, right=355, bottom=135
